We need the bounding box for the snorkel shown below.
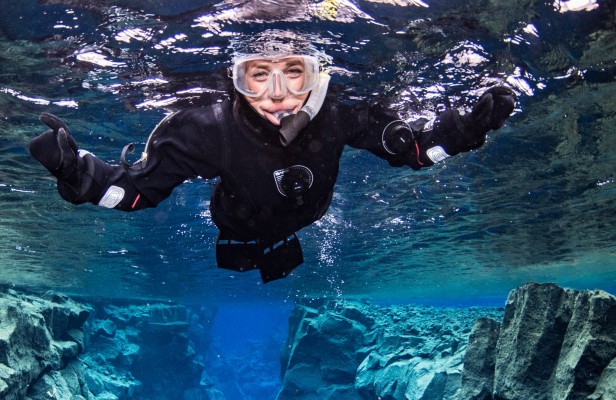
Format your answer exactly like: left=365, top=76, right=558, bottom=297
left=279, top=71, right=330, bottom=146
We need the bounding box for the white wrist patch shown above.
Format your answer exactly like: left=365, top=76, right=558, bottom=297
left=98, top=186, right=125, bottom=208
left=77, top=149, right=93, bottom=158
left=426, top=146, right=450, bottom=163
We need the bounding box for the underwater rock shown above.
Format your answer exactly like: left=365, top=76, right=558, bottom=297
left=0, top=289, right=91, bottom=400
left=278, top=283, right=616, bottom=399
left=278, top=298, right=502, bottom=400
left=457, top=317, right=500, bottom=399
left=25, top=360, right=90, bottom=400
left=81, top=300, right=213, bottom=400
left=95, top=319, right=117, bottom=338
left=0, top=289, right=221, bottom=400
left=458, top=282, right=616, bottom=399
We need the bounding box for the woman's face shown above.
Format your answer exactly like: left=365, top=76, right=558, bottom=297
left=241, top=57, right=311, bottom=126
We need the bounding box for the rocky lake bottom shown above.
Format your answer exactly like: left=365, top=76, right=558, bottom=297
left=1, top=282, right=615, bottom=400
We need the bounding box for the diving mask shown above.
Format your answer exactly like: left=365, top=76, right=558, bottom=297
left=231, top=55, right=320, bottom=98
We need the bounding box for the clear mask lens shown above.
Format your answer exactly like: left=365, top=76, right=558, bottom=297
left=232, top=55, right=320, bottom=98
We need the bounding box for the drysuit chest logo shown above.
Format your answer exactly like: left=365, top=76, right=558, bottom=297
left=273, top=165, right=314, bottom=201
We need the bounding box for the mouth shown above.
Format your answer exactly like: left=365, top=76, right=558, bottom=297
left=273, top=109, right=294, bottom=121
left=265, top=108, right=296, bottom=125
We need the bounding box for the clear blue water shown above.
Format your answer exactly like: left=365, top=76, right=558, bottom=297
left=0, top=0, right=616, bottom=304
left=1, top=1, right=615, bottom=397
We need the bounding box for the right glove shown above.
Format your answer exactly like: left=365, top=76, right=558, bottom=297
left=29, top=112, right=79, bottom=182
left=30, top=113, right=122, bottom=206
left=29, top=112, right=95, bottom=203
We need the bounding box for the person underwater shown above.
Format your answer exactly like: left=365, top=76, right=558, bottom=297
left=29, top=30, right=517, bottom=283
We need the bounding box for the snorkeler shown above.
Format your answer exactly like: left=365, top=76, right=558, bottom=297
left=29, top=30, right=516, bottom=283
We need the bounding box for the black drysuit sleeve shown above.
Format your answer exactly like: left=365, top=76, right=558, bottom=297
left=345, top=87, right=516, bottom=169
left=344, top=104, right=490, bottom=170
left=61, top=109, right=221, bottom=211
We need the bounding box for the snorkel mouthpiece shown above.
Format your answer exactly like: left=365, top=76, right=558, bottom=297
left=275, top=110, right=293, bottom=121
left=279, top=72, right=331, bottom=147
left=280, top=112, right=311, bottom=146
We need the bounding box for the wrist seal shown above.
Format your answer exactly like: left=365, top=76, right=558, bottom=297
left=382, top=120, right=417, bottom=155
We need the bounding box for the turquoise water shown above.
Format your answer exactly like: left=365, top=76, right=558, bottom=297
left=1, top=2, right=615, bottom=396
left=1, top=0, right=615, bottom=303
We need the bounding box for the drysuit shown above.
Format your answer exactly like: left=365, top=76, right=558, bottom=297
left=29, top=87, right=516, bottom=282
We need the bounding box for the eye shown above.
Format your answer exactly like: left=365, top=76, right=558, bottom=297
left=250, top=70, right=269, bottom=82
left=285, top=67, right=304, bottom=79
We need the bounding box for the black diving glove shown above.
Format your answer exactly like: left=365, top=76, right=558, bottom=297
left=382, top=86, right=516, bottom=169
left=30, top=113, right=78, bottom=179
left=433, top=86, right=516, bottom=156
left=29, top=113, right=92, bottom=203
left=466, top=86, right=516, bottom=133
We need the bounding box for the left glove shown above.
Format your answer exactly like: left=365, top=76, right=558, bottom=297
left=466, top=86, right=517, bottom=133
left=429, top=86, right=516, bottom=156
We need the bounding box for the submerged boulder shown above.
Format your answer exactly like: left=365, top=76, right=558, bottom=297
left=458, top=282, right=616, bottom=399
left=0, top=289, right=90, bottom=400
left=456, top=317, right=500, bottom=399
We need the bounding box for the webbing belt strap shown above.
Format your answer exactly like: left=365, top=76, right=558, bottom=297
left=216, top=233, right=304, bottom=283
